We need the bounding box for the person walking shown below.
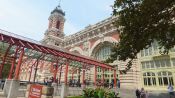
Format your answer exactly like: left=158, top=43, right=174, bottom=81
left=140, top=88, right=146, bottom=98
left=135, top=89, right=141, bottom=98
left=168, top=84, right=175, bottom=98
left=117, top=79, right=120, bottom=88
left=145, top=91, right=149, bottom=98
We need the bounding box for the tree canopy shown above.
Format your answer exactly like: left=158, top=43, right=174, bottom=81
left=107, top=0, right=175, bottom=72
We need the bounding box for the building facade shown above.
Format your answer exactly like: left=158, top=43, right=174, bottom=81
left=20, top=5, right=141, bottom=89
left=139, top=42, right=175, bottom=90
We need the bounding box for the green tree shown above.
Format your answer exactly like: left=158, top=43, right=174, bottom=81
left=0, top=42, right=12, bottom=79
left=2, top=64, right=11, bottom=79
left=107, top=0, right=175, bottom=72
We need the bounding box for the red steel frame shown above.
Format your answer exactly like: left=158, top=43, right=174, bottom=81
left=114, top=70, right=117, bottom=88
left=0, top=44, right=12, bottom=79
left=0, top=30, right=113, bottom=69
left=8, top=46, right=20, bottom=79
left=53, top=64, right=58, bottom=83
left=0, top=29, right=116, bottom=86
left=101, top=68, right=105, bottom=84
left=71, top=68, right=78, bottom=80
left=14, top=48, right=24, bottom=80
left=64, top=61, right=69, bottom=85
left=94, top=66, right=97, bottom=86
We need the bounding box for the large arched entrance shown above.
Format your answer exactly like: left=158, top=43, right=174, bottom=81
left=91, top=41, right=113, bottom=61
left=91, top=41, right=114, bottom=84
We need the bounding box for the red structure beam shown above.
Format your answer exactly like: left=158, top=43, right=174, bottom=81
left=53, top=61, right=59, bottom=83
left=10, top=38, right=15, bottom=44
left=8, top=46, right=20, bottom=79
left=102, top=68, right=105, bottom=84
left=94, top=66, right=97, bottom=86
left=0, top=30, right=113, bottom=69
left=114, top=70, right=117, bottom=88
left=14, top=48, right=25, bottom=80
left=64, top=61, right=69, bottom=85
left=0, top=44, right=12, bottom=79
left=59, top=65, right=63, bottom=84
left=28, top=59, right=38, bottom=82
left=82, top=69, right=85, bottom=85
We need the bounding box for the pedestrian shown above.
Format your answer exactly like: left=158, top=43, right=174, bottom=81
left=0, top=79, right=1, bottom=89
left=145, top=91, right=149, bottom=98
left=140, top=88, right=146, bottom=98
left=117, top=79, right=120, bottom=88
left=135, top=88, right=141, bottom=98
left=44, top=78, right=46, bottom=85
left=168, top=84, right=174, bottom=98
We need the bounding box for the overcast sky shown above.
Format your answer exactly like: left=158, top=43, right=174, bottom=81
left=0, top=0, right=114, bottom=41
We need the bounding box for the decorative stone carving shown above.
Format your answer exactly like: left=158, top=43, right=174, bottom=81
left=83, top=41, right=89, bottom=51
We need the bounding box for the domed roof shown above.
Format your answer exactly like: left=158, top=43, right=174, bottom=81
left=51, top=5, right=65, bottom=16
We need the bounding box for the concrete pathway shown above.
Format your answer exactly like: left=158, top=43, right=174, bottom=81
left=0, top=87, right=172, bottom=98
left=119, top=88, right=171, bottom=98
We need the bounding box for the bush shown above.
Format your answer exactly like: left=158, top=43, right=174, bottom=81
left=82, top=88, right=119, bottom=98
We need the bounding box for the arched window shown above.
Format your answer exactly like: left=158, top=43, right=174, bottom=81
left=56, top=21, right=60, bottom=29
left=95, top=45, right=112, bottom=61
left=158, top=71, right=174, bottom=86
left=143, top=72, right=156, bottom=86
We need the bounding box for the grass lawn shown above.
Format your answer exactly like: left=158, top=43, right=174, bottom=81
left=67, top=96, right=83, bottom=98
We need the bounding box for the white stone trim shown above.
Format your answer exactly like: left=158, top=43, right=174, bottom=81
left=89, top=36, right=118, bottom=56
left=69, top=47, right=84, bottom=55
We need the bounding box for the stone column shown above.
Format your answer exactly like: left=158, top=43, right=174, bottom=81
left=6, top=79, right=20, bottom=98
left=60, top=83, right=68, bottom=98
left=52, top=83, right=58, bottom=96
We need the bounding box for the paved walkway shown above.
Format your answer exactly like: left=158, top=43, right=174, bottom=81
left=0, top=88, right=172, bottom=98
left=119, top=88, right=170, bottom=98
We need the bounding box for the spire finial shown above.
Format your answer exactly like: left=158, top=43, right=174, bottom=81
left=58, top=0, right=61, bottom=6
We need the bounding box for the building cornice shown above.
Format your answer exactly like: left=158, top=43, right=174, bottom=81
left=62, top=16, right=118, bottom=47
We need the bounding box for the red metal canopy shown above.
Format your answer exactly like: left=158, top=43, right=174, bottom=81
left=0, top=29, right=113, bottom=69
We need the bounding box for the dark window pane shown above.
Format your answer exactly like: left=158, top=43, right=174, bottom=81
left=153, top=78, right=156, bottom=85
left=147, top=73, right=151, bottom=76
left=148, top=78, right=151, bottom=86
left=144, top=78, right=147, bottom=86
left=169, top=77, right=174, bottom=85
left=158, top=72, right=161, bottom=76
left=163, top=77, right=168, bottom=85
left=156, top=61, right=160, bottom=68
left=159, top=78, right=163, bottom=86
left=163, top=72, right=166, bottom=76
left=56, top=21, right=60, bottom=29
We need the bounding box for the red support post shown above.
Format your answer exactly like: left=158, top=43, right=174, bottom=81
left=64, top=61, right=69, bottom=85
left=14, top=48, right=25, bottom=80
left=59, top=65, right=62, bottom=84
left=72, top=73, right=74, bottom=80
left=102, top=68, right=104, bottom=84
left=8, top=47, right=20, bottom=79
left=33, top=59, right=39, bottom=82
left=72, top=68, right=77, bottom=80
left=53, top=62, right=58, bottom=83
left=28, top=67, right=33, bottom=82
left=82, top=69, right=85, bottom=85
left=114, top=69, right=117, bottom=88
left=28, top=60, right=39, bottom=82
left=94, top=66, right=97, bottom=86
left=0, top=44, right=12, bottom=79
